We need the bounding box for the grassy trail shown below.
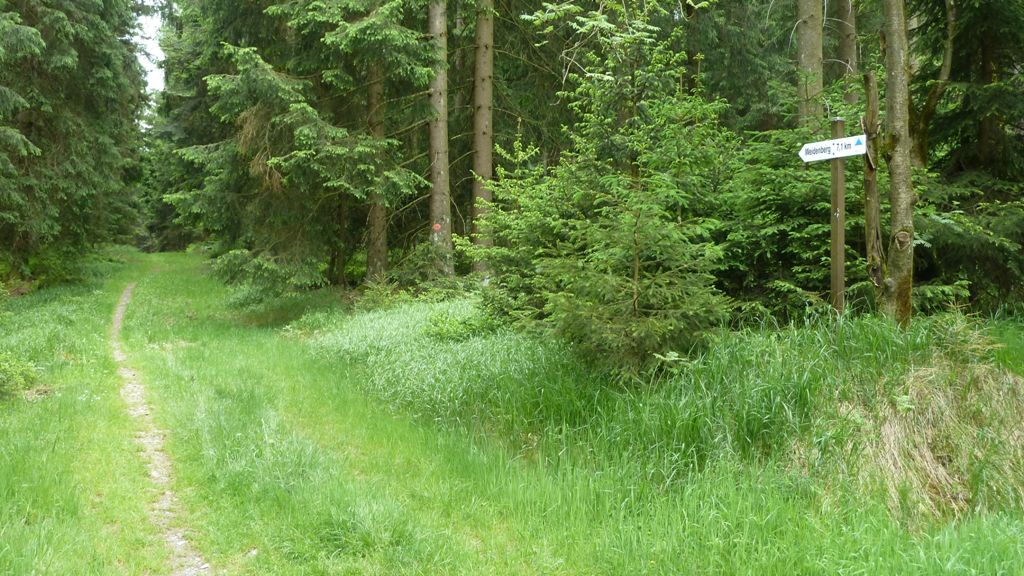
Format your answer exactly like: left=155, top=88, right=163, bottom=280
left=3, top=251, right=1024, bottom=574
left=120, top=253, right=601, bottom=574
left=0, top=251, right=171, bottom=574
left=112, top=283, right=210, bottom=575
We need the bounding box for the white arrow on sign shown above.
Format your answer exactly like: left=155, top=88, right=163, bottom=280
left=798, top=134, right=868, bottom=163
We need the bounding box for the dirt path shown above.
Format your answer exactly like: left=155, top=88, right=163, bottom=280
left=112, top=284, right=210, bottom=576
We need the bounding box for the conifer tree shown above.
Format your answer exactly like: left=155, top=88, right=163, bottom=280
left=1, top=0, right=146, bottom=281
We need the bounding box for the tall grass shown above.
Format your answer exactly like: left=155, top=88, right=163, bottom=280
left=305, top=300, right=1024, bottom=522
left=991, top=320, right=1024, bottom=375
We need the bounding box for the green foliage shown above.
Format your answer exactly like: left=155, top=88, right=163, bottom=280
left=915, top=171, right=1024, bottom=311
left=0, top=9, right=43, bottom=174
left=7, top=247, right=1024, bottom=573
left=911, top=279, right=971, bottom=314
left=211, top=249, right=326, bottom=307
left=169, top=44, right=388, bottom=291
left=424, top=305, right=499, bottom=342
left=139, top=121, right=196, bottom=251
left=154, top=0, right=432, bottom=290
left=0, top=0, right=146, bottom=283
left=354, top=278, right=412, bottom=312
left=682, top=0, right=797, bottom=131
left=472, top=8, right=731, bottom=370
left=270, top=0, right=433, bottom=87
left=0, top=352, right=36, bottom=399
left=720, top=129, right=871, bottom=319
left=150, top=0, right=1023, bottom=323
left=910, top=0, right=1024, bottom=177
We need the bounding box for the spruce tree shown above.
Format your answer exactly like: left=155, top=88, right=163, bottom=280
left=1, top=0, right=146, bottom=282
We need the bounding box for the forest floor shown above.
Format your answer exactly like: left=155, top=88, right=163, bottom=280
left=2, top=249, right=1024, bottom=575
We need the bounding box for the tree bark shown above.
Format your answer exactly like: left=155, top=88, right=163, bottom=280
left=836, top=0, right=858, bottom=104
left=331, top=194, right=351, bottom=287
left=977, top=31, right=998, bottom=167
left=471, top=0, right=494, bottom=272
left=797, top=0, right=824, bottom=128
left=429, top=0, right=454, bottom=276
left=863, top=72, right=885, bottom=297
left=881, top=0, right=915, bottom=326
left=366, top=63, right=389, bottom=282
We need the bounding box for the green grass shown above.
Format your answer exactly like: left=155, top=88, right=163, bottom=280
left=302, top=290, right=1024, bottom=572
left=308, top=300, right=1024, bottom=510
left=0, top=248, right=168, bottom=574
left=991, top=320, right=1024, bottom=376
left=3, top=250, right=1024, bottom=574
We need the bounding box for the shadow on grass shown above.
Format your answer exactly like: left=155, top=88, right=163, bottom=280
left=232, top=289, right=353, bottom=328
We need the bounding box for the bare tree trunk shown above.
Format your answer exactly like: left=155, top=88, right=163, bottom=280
left=366, top=63, right=388, bottom=282
left=797, top=0, right=824, bottom=128
left=452, top=2, right=467, bottom=119
left=836, top=0, right=858, bottom=104
left=471, top=0, right=494, bottom=272
left=451, top=0, right=468, bottom=236
left=863, top=72, right=885, bottom=298
left=429, top=0, right=454, bottom=276
left=881, top=0, right=915, bottom=326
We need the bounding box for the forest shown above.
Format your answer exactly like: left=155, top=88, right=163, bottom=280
left=2, top=0, right=1024, bottom=573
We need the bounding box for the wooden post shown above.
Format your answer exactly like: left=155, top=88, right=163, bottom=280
left=831, top=117, right=846, bottom=314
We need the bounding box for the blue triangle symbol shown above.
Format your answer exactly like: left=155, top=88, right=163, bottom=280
left=856, top=138, right=863, bottom=146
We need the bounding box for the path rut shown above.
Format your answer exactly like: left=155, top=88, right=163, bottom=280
left=112, top=283, right=210, bottom=576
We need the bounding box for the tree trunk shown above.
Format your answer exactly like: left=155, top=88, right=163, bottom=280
left=366, top=63, right=388, bottom=282
left=429, top=0, right=454, bottom=276
left=797, top=0, right=824, bottom=128
left=452, top=2, right=467, bottom=121
left=836, top=0, right=858, bottom=104
left=881, top=0, right=915, bottom=326
left=978, top=31, right=998, bottom=168
left=863, top=72, right=885, bottom=297
left=471, top=0, right=494, bottom=272
left=331, top=194, right=351, bottom=287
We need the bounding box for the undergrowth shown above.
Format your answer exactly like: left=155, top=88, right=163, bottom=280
left=0, top=353, right=36, bottom=399
left=301, top=301, right=1024, bottom=525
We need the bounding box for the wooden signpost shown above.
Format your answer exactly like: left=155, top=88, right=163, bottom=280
left=799, top=120, right=868, bottom=314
